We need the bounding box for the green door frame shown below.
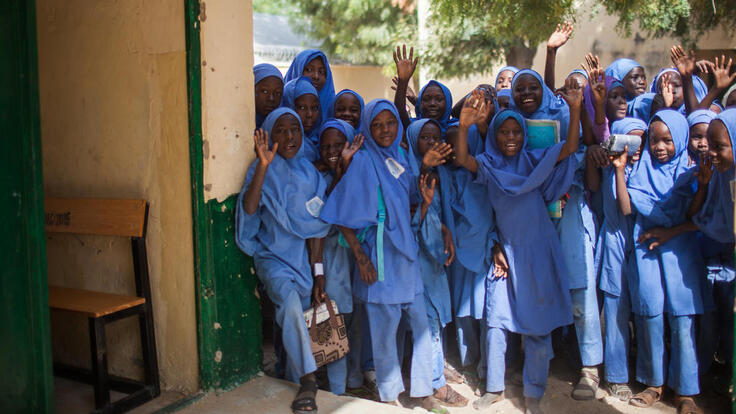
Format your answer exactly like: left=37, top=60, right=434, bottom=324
left=0, top=0, right=54, bottom=412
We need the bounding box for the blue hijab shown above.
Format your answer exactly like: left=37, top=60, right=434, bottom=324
left=415, top=80, right=453, bottom=129
left=281, top=76, right=321, bottom=160
left=328, top=89, right=365, bottom=131
left=605, top=58, right=642, bottom=82
left=694, top=109, right=736, bottom=243
left=627, top=92, right=656, bottom=122
left=405, top=118, right=441, bottom=176
left=285, top=49, right=335, bottom=125
left=318, top=118, right=355, bottom=145
left=254, top=63, right=284, bottom=128
left=611, top=117, right=648, bottom=135
left=320, top=99, right=417, bottom=261
left=495, top=66, right=520, bottom=89
left=650, top=68, right=709, bottom=115
left=568, top=69, right=589, bottom=80
left=509, top=69, right=571, bottom=143
left=687, top=109, right=717, bottom=127
left=628, top=110, right=693, bottom=227
left=235, top=107, right=330, bottom=256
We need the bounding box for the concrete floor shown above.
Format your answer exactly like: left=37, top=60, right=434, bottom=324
left=54, top=377, right=186, bottom=414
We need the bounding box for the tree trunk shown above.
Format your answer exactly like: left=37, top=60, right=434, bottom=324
left=504, top=37, right=537, bottom=69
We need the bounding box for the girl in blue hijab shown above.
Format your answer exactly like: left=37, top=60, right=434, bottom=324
left=623, top=110, right=706, bottom=411
left=254, top=63, right=284, bottom=129
left=235, top=108, right=332, bottom=413
left=453, top=86, right=582, bottom=413
left=589, top=117, right=647, bottom=401
left=320, top=99, right=434, bottom=404
left=281, top=76, right=322, bottom=162
left=686, top=109, right=717, bottom=163
left=509, top=69, right=571, bottom=146
left=495, top=66, right=519, bottom=91
left=649, top=68, right=709, bottom=116
left=414, top=80, right=454, bottom=130
left=329, top=89, right=364, bottom=131
left=285, top=49, right=335, bottom=126
left=605, top=58, right=647, bottom=101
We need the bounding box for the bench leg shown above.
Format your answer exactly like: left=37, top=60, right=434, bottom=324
left=89, top=317, right=110, bottom=410
left=138, top=309, right=160, bottom=396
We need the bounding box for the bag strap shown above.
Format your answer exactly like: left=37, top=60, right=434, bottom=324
left=323, top=296, right=340, bottom=330
left=376, top=186, right=386, bottom=282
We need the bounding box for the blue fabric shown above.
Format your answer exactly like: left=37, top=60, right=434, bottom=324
left=603, top=290, right=631, bottom=383
left=694, top=109, right=736, bottom=243
left=278, top=292, right=317, bottom=382
left=485, top=328, right=553, bottom=398
left=570, top=281, right=603, bottom=367
left=605, top=58, right=642, bottom=82
left=321, top=99, right=422, bottom=304
left=329, top=89, right=365, bottom=130
left=455, top=316, right=481, bottom=367
left=426, top=304, right=447, bottom=389
left=698, top=279, right=735, bottom=373
left=318, top=118, right=355, bottom=145
left=649, top=68, right=708, bottom=115
left=254, top=63, right=284, bottom=128
left=235, top=108, right=331, bottom=302
left=414, top=80, right=453, bottom=129
left=495, top=66, right=520, bottom=89
left=568, top=68, right=589, bottom=80
left=627, top=92, right=656, bottom=122
left=628, top=110, right=705, bottom=316
left=281, top=76, right=321, bottom=161
left=285, top=49, right=335, bottom=125
left=509, top=69, right=571, bottom=144
left=687, top=109, right=717, bottom=127
left=476, top=110, right=577, bottom=335
left=319, top=173, right=354, bottom=314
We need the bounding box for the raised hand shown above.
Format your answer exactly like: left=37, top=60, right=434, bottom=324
left=392, top=76, right=417, bottom=105
left=419, top=173, right=436, bottom=206
left=423, top=142, right=453, bottom=168
left=709, top=55, right=736, bottom=90
left=588, top=66, right=607, bottom=107
left=582, top=53, right=601, bottom=76
left=670, top=45, right=695, bottom=77
left=547, top=21, right=574, bottom=50
left=393, top=44, right=418, bottom=83
left=491, top=243, right=509, bottom=279
left=559, top=73, right=584, bottom=109
left=340, top=134, right=364, bottom=167
left=586, top=144, right=610, bottom=168
left=695, top=153, right=714, bottom=186
left=610, top=145, right=629, bottom=170
left=459, top=89, right=488, bottom=128
left=441, top=223, right=456, bottom=266
left=661, top=73, right=675, bottom=107
left=695, top=59, right=712, bottom=75
left=254, top=128, right=278, bottom=167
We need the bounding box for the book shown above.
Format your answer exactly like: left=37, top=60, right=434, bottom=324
left=525, top=118, right=560, bottom=150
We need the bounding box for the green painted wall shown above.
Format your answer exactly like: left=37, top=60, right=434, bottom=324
left=0, top=0, right=54, bottom=412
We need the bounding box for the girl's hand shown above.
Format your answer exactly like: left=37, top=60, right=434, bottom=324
left=441, top=223, right=456, bottom=266
left=547, top=21, right=574, bottom=50
left=589, top=67, right=607, bottom=107
left=392, top=76, right=417, bottom=105
left=393, top=44, right=418, bottom=83
left=254, top=129, right=278, bottom=167
left=582, top=53, right=601, bottom=76
left=670, top=45, right=695, bottom=77
left=338, top=134, right=364, bottom=172
left=695, top=153, right=714, bottom=186
left=709, top=55, right=736, bottom=90
left=459, top=89, right=488, bottom=128
left=638, top=226, right=676, bottom=250
left=356, top=250, right=377, bottom=285
left=661, top=73, right=675, bottom=107
left=695, top=59, right=712, bottom=75
left=312, top=275, right=326, bottom=306
left=586, top=144, right=610, bottom=167
left=419, top=173, right=436, bottom=206
left=491, top=243, right=510, bottom=279
left=423, top=142, right=453, bottom=168
left=610, top=146, right=629, bottom=170
left=559, top=74, right=583, bottom=109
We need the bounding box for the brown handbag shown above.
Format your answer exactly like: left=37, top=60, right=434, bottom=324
left=303, top=296, right=349, bottom=368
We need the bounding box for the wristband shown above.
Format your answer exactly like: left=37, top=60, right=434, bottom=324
left=313, top=263, right=324, bottom=277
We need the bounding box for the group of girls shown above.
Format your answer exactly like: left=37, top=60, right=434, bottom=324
left=237, top=23, right=736, bottom=414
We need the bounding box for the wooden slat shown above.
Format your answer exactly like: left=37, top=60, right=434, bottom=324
left=48, top=286, right=145, bottom=318
left=45, top=198, right=146, bottom=237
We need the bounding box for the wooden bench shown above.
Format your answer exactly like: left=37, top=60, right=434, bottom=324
left=46, top=198, right=160, bottom=414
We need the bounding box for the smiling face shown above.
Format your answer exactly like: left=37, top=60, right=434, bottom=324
left=707, top=120, right=733, bottom=172
left=255, top=77, right=284, bottom=118
left=496, top=70, right=515, bottom=90
left=294, top=94, right=320, bottom=133
left=648, top=120, right=677, bottom=163
left=271, top=114, right=302, bottom=159
left=420, top=84, right=446, bottom=121
left=319, top=128, right=347, bottom=171
left=370, top=110, right=399, bottom=147
left=496, top=117, right=524, bottom=157
left=689, top=123, right=709, bottom=159
left=512, top=74, right=543, bottom=114
left=606, top=86, right=628, bottom=121
left=302, top=57, right=327, bottom=91
left=628, top=129, right=646, bottom=164
left=622, top=67, right=647, bottom=98
left=416, top=122, right=442, bottom=156
left=334, top=93, right=361, bottom=129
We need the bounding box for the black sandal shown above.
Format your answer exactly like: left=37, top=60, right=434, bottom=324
left=292, top=378, right=319, bottom=413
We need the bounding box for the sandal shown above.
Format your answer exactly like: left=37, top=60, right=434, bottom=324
left=433, top=384, right=468, bottom=407
left=571, top=367, right=599, bottom=401
left=629, top=386, right=662, bottom=408
left=674, top=395, right=703, bottom=414
left=472, top=391, right=504, bottom=410
left=606, top=382, right=633, bottom=401
left=292, top=378, right=319, bottom=413
left=443, top=362, right=465, bottom=384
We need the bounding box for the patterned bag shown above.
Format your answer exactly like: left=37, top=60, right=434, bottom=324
left=303, top=297, right=349, bottom=368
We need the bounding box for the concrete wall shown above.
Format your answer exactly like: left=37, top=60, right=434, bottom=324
left=37, top=0, right=198, bottom=393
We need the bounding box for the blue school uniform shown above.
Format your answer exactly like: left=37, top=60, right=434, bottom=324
left=285, top=49, right=335, bottom=125
left=320, top=100, right=432, bottom=401
left=628, top=110, right=706, bottom=395
left=628, top=93, right=656, bottom=122
left=475, top=110, right=577, bottom=398
left=328, top=89, right=365, bottom=131
left=414, top=80, right=453, bottom=130
left=254, top=63, right=284, bottom=129
left=281, top=76, right=322, bottom=161
left=235, top=108, right=331, bottom=383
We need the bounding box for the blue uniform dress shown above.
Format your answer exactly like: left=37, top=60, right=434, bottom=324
left=281, top=77, right=322, bottom=161
left=693, top=109, right=736, bottom=372
left=235, top=108, right=332, bottom=384
left=475, top=110, right=577, bottom=399
left=628, top=110, right=706, bottom=396
left=320, top=100, right=432, bottom=402
left=596, top=118, right=648, bottom=384
left=285, top=49, right=335, bottom=126
left=254, top=63, right=284, bottom=129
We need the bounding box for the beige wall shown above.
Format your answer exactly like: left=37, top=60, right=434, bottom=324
left=37, top=0, right=198, bottom=393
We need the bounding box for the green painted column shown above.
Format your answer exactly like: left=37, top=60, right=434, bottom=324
left=0, top=0, right=54, bottom=412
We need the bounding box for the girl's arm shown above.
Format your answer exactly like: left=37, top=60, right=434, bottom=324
left=339, top=226, right=377, bottom=285
left=584, top=145, right=607, bottom=192
left=308, top=237, right=327, bottom=304
left=557, top=76, right=583, bottom=161
left=243, top=129, right=278, bottom=214
left=580, top=105, right=596, bottom=146
left=544, top=22, right=574, bottom=90
left=687, top=155, right=713, bottom=217
left=393, top=45, right=418, bottom=130
left=670, top=46, right=699, bottom=114
left=697, top=56, right=736, bottom=109
left=418, top=173, right=435, bottom=222
left=638, top=221, right=698, bottom=250
left=455, top=90, right=488, bottom=173
left=611, top=149, right=632, bottom=215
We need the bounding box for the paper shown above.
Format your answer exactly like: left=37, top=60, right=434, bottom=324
left=305, top=196, right=324, bottom=218
left=304, top=300, right=339, bottom=326
left=385, top=157, right=405, bottom=179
